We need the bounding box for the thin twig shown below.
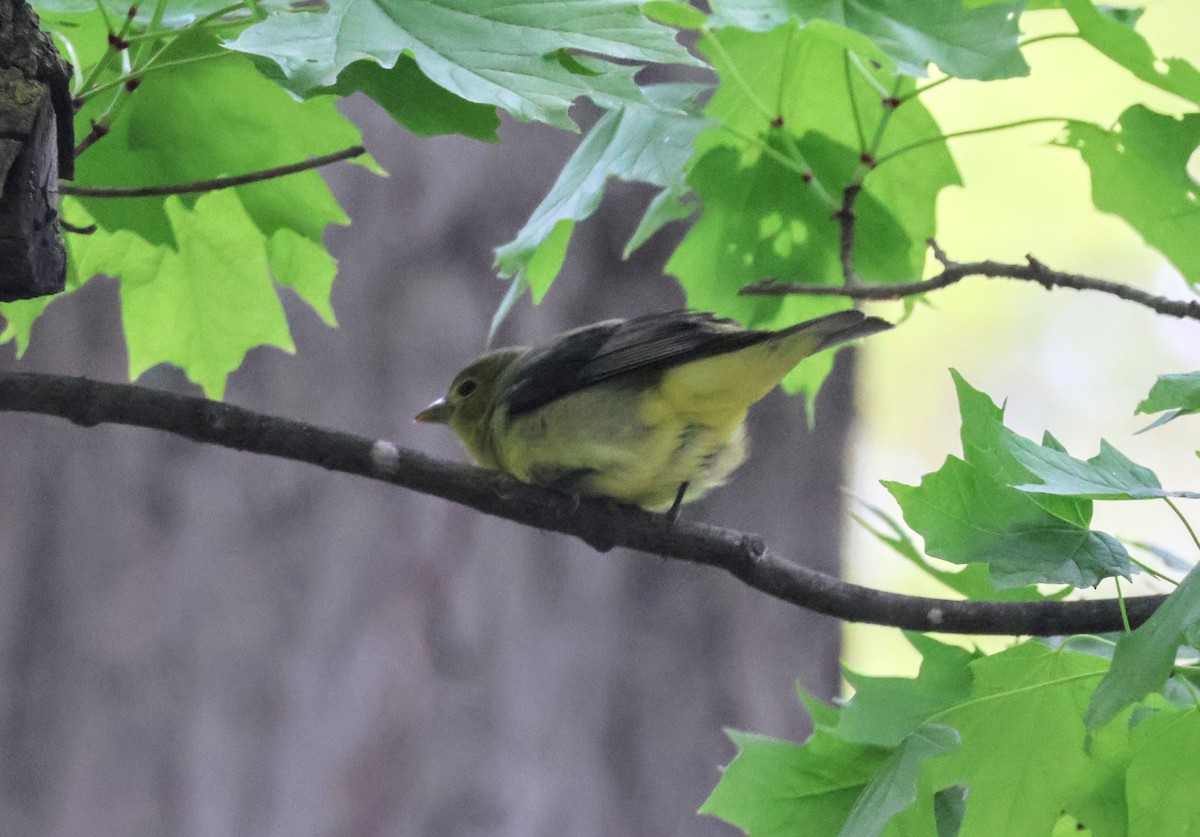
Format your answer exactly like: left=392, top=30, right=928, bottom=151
left=60, top=145, right=367, bottom=198
left=0, top=371, right=1168, bottom=636
left=742, top=239, right=1200, bottom=323
left=59, top=219, right=98, bottom=235
left=73, top=120, right=109, bottom=158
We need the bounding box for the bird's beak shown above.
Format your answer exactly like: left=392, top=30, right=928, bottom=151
left=414, top=398, right=453, bottom=424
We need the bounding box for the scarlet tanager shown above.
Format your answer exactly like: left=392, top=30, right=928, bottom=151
left=416, top=309, right=891, bottom=512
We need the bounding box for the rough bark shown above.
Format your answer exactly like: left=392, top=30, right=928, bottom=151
left=0, top=0, right=73, bottom=301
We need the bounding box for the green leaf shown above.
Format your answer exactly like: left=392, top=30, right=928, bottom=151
left=886, top=456, right=1132, bottom=589
left=952, top=371, right=1090, bottom=528
left=118, top=192, right=294, bottom=398
left=494, top=83, right=711, bottom=298
left=690, top=23, right=960, bottom=286
left=1126, top=707, right=1200, bottom=834
left=73, top=33, right=367, bottom=249
left=836, top=634, right=980, bottom=747
left=924, top=643, right=1111, bottom=836
left=1087, top=561, right=1200, bottom=729
left=1063, top=0, right=1200, bottom=107
left=623, top=188, right=696, bottom=257
left=700, top=729, right=892, bottom=836
left=1005, top=434, right=1200, bottom=500
left=523, top=221, right=574, bottom=303
left=267, top=229, right=338, bottom=326
left=50, top=33, right=364, bottom=388
left=837, top=724, right=960, bottom=837
left=708, top=0, right=1029, bottom=80
left=932, top=785, right=966, bottom=837
left=796, top=684, right=842, bottom=729
left=1061, top=106, right=1200, bottom=288
left=318, top=56, right=500, bottom=140
left=0, top=296, right=56, bottom=356
left=1136, top=371, right=1200, bottom=432
left=643, top=0, right=708, bottom=29
left=886, top=372, right=1133, bottom=589
left=226, top=0, right=699, bottom=131
left=852, top=501, right=1066, bottom=601
left=665, top=23, right=958, bottom=406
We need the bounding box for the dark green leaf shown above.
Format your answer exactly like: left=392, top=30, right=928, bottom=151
left=1087, top=561, right=1200, bottom=729
left=853, top=502, right=1066, bottom=601
left=1005, top=434, right=1200, bottom=500
left=1135, top=371, right=1200, bottom=432
left=886, top=457, right=1131, bottom=589
left=319, top=57, right=500, bottom=140
left=933, top=785, right=966, bottom=837
left=953, top=371, right=1091, bottom=527
left=887, top=372, right=1132, bottom=588
left=837, top=724, right=960, bottom=837
left=709, top=0, right=1028, bottom=80
left=227, top=0, right=698, bottom=131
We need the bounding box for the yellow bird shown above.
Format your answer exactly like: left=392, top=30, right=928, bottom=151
left=416, top=309, right=891, bottom=513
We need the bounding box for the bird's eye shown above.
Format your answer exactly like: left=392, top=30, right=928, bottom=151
left=455, top=378, right=478, bottom=398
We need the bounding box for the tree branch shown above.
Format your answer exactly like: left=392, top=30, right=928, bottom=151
left=0, top=371, right=1168, bottom=636
left=59, top=145, right=367, bottom=198
left=741, top=239, right=1200, bottom=322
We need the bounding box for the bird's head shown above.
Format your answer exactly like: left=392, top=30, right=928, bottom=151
left=415, top=348, right=525, bottom=466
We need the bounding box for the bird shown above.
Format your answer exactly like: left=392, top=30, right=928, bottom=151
left=415, top=309, right=892, bottom=514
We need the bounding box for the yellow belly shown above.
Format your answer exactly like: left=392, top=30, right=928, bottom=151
left=491, top=381, right=749, bottom=511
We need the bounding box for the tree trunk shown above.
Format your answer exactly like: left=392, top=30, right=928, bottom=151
left=0, top=0, right=72, bottom=301
left=0, top=101, right=855, bottom=836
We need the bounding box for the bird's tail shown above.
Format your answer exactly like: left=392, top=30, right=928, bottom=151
left=784, top=309, right=894, bottom=352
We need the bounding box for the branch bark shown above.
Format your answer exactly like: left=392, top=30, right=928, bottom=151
left=0, top=371, right=1167, bottom=636
left=59, top=145, right=367, bottom=198
left=742, top=239, right=1200, bottom=322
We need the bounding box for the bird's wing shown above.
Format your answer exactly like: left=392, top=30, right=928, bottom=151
left=502, top=312, right=773, bottom=416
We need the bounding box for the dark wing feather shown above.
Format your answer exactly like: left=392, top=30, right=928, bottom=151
left=502, top=311, right=775, bottom=416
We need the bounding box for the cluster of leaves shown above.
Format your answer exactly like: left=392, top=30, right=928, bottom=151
left=704, top=370, right=1200, bottom=836
left=8, top=0, right=1198, bottom=401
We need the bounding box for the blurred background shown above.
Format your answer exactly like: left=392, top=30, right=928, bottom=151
left=0, top=100, right=857, bottom=836
left=1, top=4, right=1199, bottom=835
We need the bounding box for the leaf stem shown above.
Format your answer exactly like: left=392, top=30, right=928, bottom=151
left=1020, top=32, right=1079, bottom=48
left=902, top=75, right=951, bottom=103
left=846, top=50, right=890, bottom=100
left=1165, top=497, right=1200, bottom=554
left=81, top=54, right=227, bottom=101
left=1115, top=578, right=1132, bottom=633
left=874, top=117, right=1070, bottom=168
left=1129, top=554, right=1181, bottom=586
left=844, top=50, right=867, bottom=153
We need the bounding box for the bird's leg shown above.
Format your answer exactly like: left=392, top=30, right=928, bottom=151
left=666, top=481, right=690, bottom=525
